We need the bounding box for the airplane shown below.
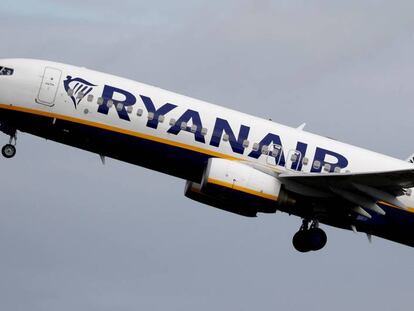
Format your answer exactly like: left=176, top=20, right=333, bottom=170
left=1, top=58, right=414, bottom=253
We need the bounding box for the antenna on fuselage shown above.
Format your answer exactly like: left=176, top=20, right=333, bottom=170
left=297, top=123, right=306, bottom=131
left=99, top=154, right=106, bottom=165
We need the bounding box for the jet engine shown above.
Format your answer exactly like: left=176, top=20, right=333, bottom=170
left=185, top=158, right=294, bottom=217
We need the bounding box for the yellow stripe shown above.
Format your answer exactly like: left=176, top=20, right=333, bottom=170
left=207, top=178, right=278, bottom=201
left=0, top=103, right=241, bottom=161
left=377, top=200, right=414, bottom=213
left=3, top=103, right=414, bottom=213
left=378, top=200, right=399, bottom=209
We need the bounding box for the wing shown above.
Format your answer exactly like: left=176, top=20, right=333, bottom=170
left=279, top=169, right=414, bottom=195
left=278, top=169, right=414, bottom=218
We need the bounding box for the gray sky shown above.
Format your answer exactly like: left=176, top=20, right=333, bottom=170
left=1, top=1, right=414, bottom=310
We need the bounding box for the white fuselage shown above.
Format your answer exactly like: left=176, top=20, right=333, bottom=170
left=1, top=58, right=413, bottom=202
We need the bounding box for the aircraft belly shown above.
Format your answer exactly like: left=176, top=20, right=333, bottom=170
left=0, top=107, right=207, bottom=183
left=1, top=106, right=414, bottom=248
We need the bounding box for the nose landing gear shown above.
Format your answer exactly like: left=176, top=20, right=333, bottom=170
left=1, top=131, right=17, bottom=159
left=292, top=219, right=327, bottom=252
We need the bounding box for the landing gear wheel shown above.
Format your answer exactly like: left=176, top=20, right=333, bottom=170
left=292, top=230, right=311, bottom=253
left=292, top=219, right=328, bottom=252
left=308, top=227, right=327, bottom=251
left=2, top=144, right=16, bottom=158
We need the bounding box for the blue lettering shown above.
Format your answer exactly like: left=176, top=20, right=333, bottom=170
left=167, top=109, right=205, bottom=143
left=311, top=147, right=348, bottom=172
left=209, top=118, right=250, bottom=154
left=292, top=141, right=308, bottom=170
left=248, top=133, right=286, bottom=166
left=140, top=95, right=177, bottom=129
left=97, top=85, right=136, bottom=121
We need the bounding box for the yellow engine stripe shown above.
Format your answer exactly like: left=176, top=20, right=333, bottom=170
left=207, top=178, right=278, bottom=201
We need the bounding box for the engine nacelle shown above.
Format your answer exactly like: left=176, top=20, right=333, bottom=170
left=185, top=158, right=294, bottom=217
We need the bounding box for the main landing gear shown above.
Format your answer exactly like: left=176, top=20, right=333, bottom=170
left=1, top=130, right=17, bottom=159
left=292, top=219, right=327, bottom=253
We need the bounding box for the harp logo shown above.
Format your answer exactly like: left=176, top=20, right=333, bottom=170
left=63, top=76, right=97, bottom=109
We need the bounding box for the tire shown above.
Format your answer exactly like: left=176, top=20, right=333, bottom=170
left=2, top=144, right=16, bottom=158
left=308, top=228, right=327, bottom=251
left=292, top=230, right=312, bottom=253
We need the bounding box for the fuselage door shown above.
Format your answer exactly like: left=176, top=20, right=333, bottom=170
left=36, top=67, right=62, bottom=107
left=266, top=144, right=283, bottom=166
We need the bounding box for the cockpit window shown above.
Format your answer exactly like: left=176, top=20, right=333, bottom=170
left=0, top=66, right=14, bottom=76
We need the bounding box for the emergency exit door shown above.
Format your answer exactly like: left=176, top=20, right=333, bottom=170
left=36, top=67, right=62, bottom=106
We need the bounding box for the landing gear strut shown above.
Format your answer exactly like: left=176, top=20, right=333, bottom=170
left=292, top=219, right=327, bottom=252
left=1, top=130, right=17, bottom=159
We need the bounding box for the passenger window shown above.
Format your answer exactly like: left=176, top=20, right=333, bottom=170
left=148, top=112, right=154, bottom=120
left=137, top=109, right=143, bottom=116
left=201, top=128, right=208, bottom=136
left=302, top=157, right=309, bottom=165
left=107, top=99, right=113, bottom=108
left=180, top=122, right=187, bottom=130
left=313, top=160, right=321, bottom=170
left=272, top=145, right=282, bottom=157
left=334, top=166, right=341, bottom=173
left=271, top=148, right=279, bottom=157
left=87, top=94, right=94, bottom=102
left=222, top=134, right=229, bottom=142
left=169, top=118, right=176, bottom=126
left=252, top=143, right=259, bottom=151
left=158, top=115, right=165, bottom=123
left=77, top=92, right=84, bottom=99
left=126, top=106, right=133, bottom=114
left=67, top=89, right=74, bottom=96
left=116, top=103, right=124, bottom=111
left=324, top=163, right=331, bottom=172
left=261, top=145, right=269, bottom=154
left=191, top=124, right=197, bottom=133
left=242, top=140, right=249, bottom=148
left=97, top=97, right=104, bottom=105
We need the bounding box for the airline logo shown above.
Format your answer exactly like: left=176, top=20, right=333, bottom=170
left=64, top=78, right=349, bottom=172
left=63, top=76, right=96, bottom=109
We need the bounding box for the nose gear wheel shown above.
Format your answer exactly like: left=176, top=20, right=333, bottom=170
left=1, top=129, right=17, bottom=159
